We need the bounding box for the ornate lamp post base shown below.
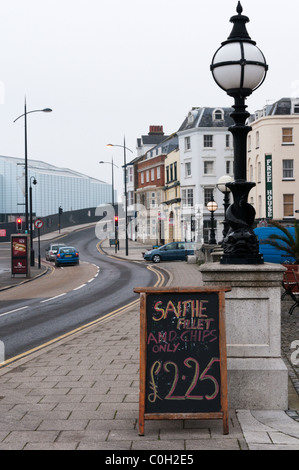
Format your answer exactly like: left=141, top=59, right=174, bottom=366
left=221, top=181, right=264, bottom=265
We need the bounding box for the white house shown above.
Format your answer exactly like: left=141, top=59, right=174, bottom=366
left=177, top=107, right=234, bottom=243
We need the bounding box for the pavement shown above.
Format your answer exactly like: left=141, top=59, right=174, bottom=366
left=0, top=227, right=298, bottom=450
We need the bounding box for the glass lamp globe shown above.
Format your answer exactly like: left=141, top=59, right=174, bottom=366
left=210, top=2, right=268, bottom=95
left=207, top=201, right=218, bottom=213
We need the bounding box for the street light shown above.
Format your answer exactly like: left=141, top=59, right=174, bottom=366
left=210, top=2, right=268, bottom=264
left=29, top=176, right=37, bottom=266
left=99, top=158, right=119, bottom=208
left=207, top=197, right=218, bottom=245
left=14, top=99, right=52, bottom=234
left=106, top=139, right=133, bottom=256
left=99, top=159, right=119, bottom=252
left=217, top=175, right=233, bottom=243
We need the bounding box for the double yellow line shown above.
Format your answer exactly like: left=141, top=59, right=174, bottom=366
left=0, top=244, right=166, bottom=370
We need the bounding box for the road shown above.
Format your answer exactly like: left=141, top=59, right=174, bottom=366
left=0, top=226, right=164, bottom=362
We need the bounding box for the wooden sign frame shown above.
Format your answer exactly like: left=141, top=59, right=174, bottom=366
left=134, top=286, right=231, bottom=436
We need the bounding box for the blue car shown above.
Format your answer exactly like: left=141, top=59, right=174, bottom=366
left=55, top=246, right=79, bottom=267
left=143, top=241, right=195, bottom=263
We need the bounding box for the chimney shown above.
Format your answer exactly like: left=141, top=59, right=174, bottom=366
left=149, top=125, right=164, bottom=135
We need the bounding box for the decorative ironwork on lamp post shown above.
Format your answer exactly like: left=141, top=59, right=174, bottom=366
left=217, top=175, right=233, bottom=244
left=210, top=2, right=268, bottom=264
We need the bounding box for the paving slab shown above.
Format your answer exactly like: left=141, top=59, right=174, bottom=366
left=0, top=234, right=298, bottom=451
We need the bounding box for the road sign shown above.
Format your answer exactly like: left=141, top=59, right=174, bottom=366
left=34, top=219, right=44, bottom=229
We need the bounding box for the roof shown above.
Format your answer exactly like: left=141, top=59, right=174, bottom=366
left=178, top=107, right=234, bottom=131
left=137, top=134, right=169, bottom=147
left=0, top=155, right=106, bottom=184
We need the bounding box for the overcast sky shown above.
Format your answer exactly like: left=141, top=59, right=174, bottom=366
left=0, top=0, right=298, bottom=197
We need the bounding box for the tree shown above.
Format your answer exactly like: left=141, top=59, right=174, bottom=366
left=268, top=220, right=299, bottom=264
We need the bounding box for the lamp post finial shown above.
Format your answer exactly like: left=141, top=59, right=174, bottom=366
left=237, top=1, right=243, bottom=15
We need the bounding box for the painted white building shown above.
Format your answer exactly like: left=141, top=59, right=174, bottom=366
left=177, top=107, right=234, bottom=243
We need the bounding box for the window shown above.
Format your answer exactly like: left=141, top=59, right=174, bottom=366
left=283, top=194, right=294, bottom=217
left=146, top=170, right=150, bottom=182
left=185, top=162, right=191, bottom=177
left=128, top=191, right=134, bottom=206
left=128, top=166, right=133, bottom=183
left=256, top=131, right=259, bottom=148
left=141, top=172, right=144, bottom=184
left=226, top=134, right=231, bottom=148
left=283, top=160, right=294, bottom=179
left=151, top=192, right=156, bottom=207
left=294, top=104, right=299, bottom=114
left=204, top=188, right=214, bottom=207
left=282, top=128, right=293, bottom=144
left=226, top=160, right=231, bottom=174
left=248, top=135, right=251, bottom=151
left=185, top=136, right=191, bottom=151
left=166, top=166, right=169, bottom=183
left=204, top=135, right=213, bottom=148
left=213, top=108, right=224, bottom=121
left=204, top=161, right=214, bottom=174
left=157, top=167, right=161, bottom=179
left=151, top=168, right=155, bottom=181
left=258, top=196, right=262, bottom=216
left=170, top=164, right=173, bottom=182
left=258, top=162, right=261, bottom=182
left=182, top=188, right=194, bottom=207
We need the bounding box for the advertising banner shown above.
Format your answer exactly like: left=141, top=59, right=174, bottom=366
left=11, top=234, right=30, bottom=277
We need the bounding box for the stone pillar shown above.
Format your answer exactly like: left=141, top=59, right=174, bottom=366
left=199, top=262, right=288, bottom=410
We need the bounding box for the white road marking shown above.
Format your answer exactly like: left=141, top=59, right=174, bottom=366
left=0, top=306, right=29, bottom=318
left=73, top=284, right=86, bottom=291
left=41, top=293, right=67, bottom=303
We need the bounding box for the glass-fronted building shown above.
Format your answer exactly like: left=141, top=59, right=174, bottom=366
left=0, top=155, right=114, bottom=221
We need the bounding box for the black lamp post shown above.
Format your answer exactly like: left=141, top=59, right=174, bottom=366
left=14, top=100, right=52, bottom=234
left=207, top=197, right=218, bottom=245
left=29, top=176, right=37, bottom=266
left=106, top=139, right=133, bottom=256
left=211, top=2, right=268, bottom=264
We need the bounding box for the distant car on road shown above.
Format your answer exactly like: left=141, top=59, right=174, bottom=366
left=55, top=246, right=79, bottom=267
left=143, top=241, right=196, bottom=263
left=45, top=243, right=66, bottom=261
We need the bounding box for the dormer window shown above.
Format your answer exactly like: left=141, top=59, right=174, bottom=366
left=213, top=108, right=224, bottom=121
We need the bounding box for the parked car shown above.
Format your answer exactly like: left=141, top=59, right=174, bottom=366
left=45, top=243, right=66, bottom=261
left=55, top=246, right=79, bottom=267
left=143, top=241, right=196, bottom=263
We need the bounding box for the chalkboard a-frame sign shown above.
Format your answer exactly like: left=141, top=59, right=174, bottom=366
left=134, top=286, right=231, bottom=436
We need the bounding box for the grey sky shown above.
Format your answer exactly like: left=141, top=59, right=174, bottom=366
left=0, top=0, right=298, bottom=197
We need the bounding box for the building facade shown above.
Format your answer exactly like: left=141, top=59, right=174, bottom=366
left=135, top=133, right=178, bottom=244
left=177, top=107, right=234, bottom=243
left=247, top=98, right=299, bottom=222
left=163, top=146, right=181, bottom=243
left=0, top=155, right=114, bottom=222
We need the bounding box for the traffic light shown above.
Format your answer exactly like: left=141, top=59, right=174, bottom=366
left=16, top=217, right=22, bottom=232
left=59, top=206, right=63, bottom=215
left=114, top=215, right=119, bottom=227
